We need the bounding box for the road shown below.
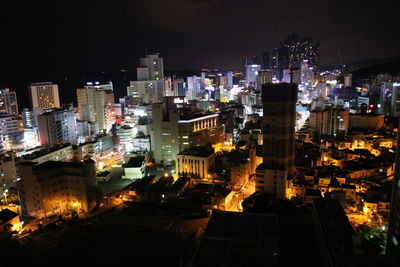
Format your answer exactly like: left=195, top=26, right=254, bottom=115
left=98, top=166, right=133, bottom=196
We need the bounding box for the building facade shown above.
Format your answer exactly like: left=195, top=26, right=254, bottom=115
left=256, top=83, right=297, bottom=198
left=18, top=160, right=97, bottom=218
left=152, top=97, right=224, bottom=166
left=176, top=146, right=215, bottom=179
left=29, top=82, right=60, bottom=109
left=0, top=88, right=18, bottom=115
left=37, top=107, right=77, bottom=147
left=310, top=107, right=349, bottom=136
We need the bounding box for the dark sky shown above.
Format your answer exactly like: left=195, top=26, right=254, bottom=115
left=1, top=0, right=399, bottom=79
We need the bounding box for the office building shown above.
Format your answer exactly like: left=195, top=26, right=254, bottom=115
left=77, top=86, right=113, bottom=131
left=127, top=53, right=165, bottom=103
left=37, top=107, right=77, bottom=147
left=152, top=97, right=224, bottom=166
left=0, top=88, right=18, bottom=115
left=256, top=83, right=297, bottom=199
left=21, top=108, right=41, bottom=128
left=127, top=80, right=164, bottom=103
left=29, top=82, right=60, bottom=109
left=137, top=53, right=164, bottom=81
left=245, top=64, right=261, bottom=87
left=0, top=114, right=21, bottom=146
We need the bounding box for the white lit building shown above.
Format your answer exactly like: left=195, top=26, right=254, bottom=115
left=37, top=107, right=77, bottom=147
left=0, top=88, right=18, bottom=115
left=77, top=86, right=114, bottom=131
left=127, top=53, right=165, bottom=103
left=29, top=82, right=60, bottom=109
left=245, top=64, right=261, bottom=86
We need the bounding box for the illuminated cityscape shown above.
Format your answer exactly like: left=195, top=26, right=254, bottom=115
left=0, top=1, right=399, bottom=266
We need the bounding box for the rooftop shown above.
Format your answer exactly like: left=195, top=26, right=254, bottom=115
left=125, top=156, right=145, bottom=168
left=177, top=146, right=214, bottom=157
left=204, top=210, right=279, bottom=241
left=0, top=209, right=18, bottom=225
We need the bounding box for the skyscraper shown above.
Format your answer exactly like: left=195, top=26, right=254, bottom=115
left=37, top=107, right=77, bottom=147
left=29, top=82, right=60, bottom=109
left=127, top=53, right=165, bottom=103
left=256, top=83, right=297, bottom=198
left=245, top=64, right=261, bottom=87
left=0, top=88, right=18, bottom=115
left=77, top=85, right=113, bottom=132
left=262, top=51, right=270, bottom=70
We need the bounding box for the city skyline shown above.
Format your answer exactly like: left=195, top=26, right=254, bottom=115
left=1, top=0, right=398, bottom=80
left=1, top=1, right=399, bottom=266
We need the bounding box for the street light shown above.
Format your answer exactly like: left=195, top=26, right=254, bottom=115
left=3, top=189, right=8, bottom=206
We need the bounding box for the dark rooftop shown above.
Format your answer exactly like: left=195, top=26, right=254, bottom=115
left=0, top=209, right=18, bottom=225
left=177, top=146, right=214, bottom=157
left=125, top=156, right=145, bottom=168
left=204, top=210, right=279, bottom=241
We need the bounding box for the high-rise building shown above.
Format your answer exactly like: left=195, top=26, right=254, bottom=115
left=0, top=114, right=21, bottom=146
left=37, top=107, right=77, bottom=147
left=77, top=86, right=113, bottom=131
left=245, top=64, right=261, bottom=87
left=152, top=97, right=224, bottom=166
left=0, top=88, right=18, bottom=115
left=256, top=70, right=273, bottom=91
left=300, top=60, right=314, bottom=84
left=310, top=107, right=349, bottom=136
left=280, top=33, right=320, bottom=70
left=262, top=51, right=270, bottom=70
left=137, top=53, right=164, bottom=81
left=29, top=82, right=60, bottom=109
left=127, top=80, right=164, bottom=103
left=127, top=53, right=165, bottom=103
left=256, top=83, right=297, bottom=199
left=387, top=120, right=400, bottom=266
left=186, top=75, right=205, bottom=101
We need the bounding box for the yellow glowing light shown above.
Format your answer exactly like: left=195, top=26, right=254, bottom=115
left=363, top=206, right=369, bottom=213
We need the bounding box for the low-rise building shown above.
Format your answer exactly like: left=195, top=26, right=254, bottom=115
left=123, top=156, right=146, bottom=179
left=176, top=146, right=215, bottom=179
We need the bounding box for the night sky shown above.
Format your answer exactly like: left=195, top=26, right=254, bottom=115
left=1, top=0, right=399, bottom=82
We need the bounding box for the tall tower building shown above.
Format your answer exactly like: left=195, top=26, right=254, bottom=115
left=77, top=85, right=113, bottom=132
left=29, top=82, right=60, bottom=109
left=245, top=64, right=261, bottom=87
left=138, top=53, right=164, bottom=81
left=37, top=107, right=77, bottom=147
left=256, top=83, right=297, bottom=198
left=127, top=53, right=165, bottom=103
left=0, top=88, right=18, bottom=115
